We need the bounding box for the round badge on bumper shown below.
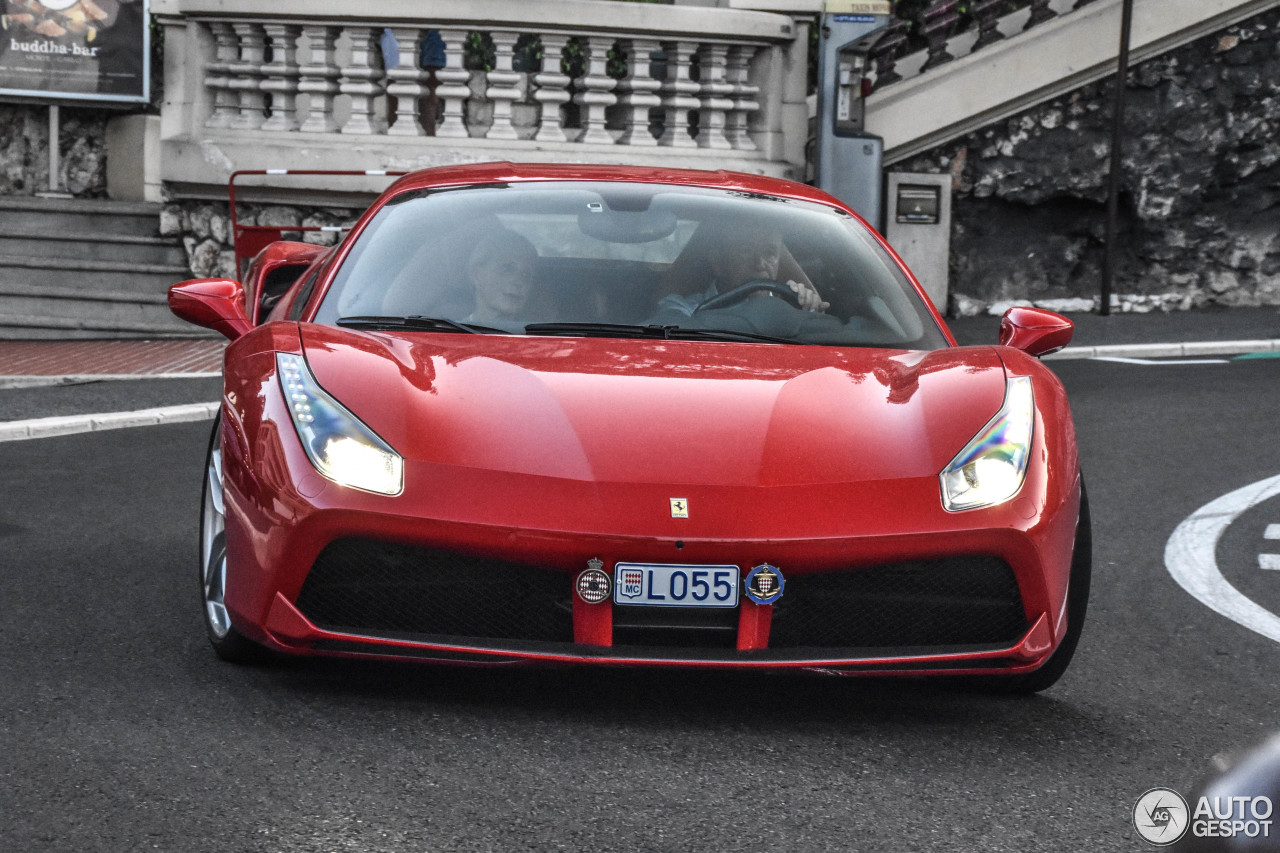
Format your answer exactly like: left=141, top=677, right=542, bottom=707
left=744, top=564, right=785, bottom=605
left=576, top=562, right=612, bottom=604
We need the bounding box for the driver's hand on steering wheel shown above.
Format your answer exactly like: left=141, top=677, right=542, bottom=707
left=785, top=280, right=829, bottom=313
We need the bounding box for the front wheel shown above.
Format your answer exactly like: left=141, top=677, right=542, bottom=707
left=199, top=414, right=270, bottom=664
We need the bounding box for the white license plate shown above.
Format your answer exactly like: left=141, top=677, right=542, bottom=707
left=613, top=563, right=739, bottom=607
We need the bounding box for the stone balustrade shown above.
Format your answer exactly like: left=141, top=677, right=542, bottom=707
left=872, top=0, right=1084, bottom=95
left=866, top=0, right=1275, bottom=164
left=153, top=0, right=813, bottom=201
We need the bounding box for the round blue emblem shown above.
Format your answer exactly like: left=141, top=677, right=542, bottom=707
left=744, top=563, right=785, bottom=605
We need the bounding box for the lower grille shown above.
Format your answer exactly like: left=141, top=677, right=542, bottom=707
left=295, top=539, right=574, bottom=643
left=769, top=557, right=1027, bottom=649
left=295, top=542, right=1027, bottom=660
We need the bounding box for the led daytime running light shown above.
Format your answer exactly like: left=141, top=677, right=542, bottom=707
left=276, top=353, right=404, bottom=495
left=940, top=376, right=1034, bottom=511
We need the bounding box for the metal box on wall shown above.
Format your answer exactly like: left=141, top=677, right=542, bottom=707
left=885, top=172, right=952, bottom=313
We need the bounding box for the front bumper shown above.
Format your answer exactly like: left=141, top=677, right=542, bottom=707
left=217, top=362, right=1080, bottom=677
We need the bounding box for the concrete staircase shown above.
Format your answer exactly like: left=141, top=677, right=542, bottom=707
left=0, top=197, right=200, bottom=340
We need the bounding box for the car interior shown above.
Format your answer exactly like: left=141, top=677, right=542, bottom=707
left=313, top=183, right=945, bottom=349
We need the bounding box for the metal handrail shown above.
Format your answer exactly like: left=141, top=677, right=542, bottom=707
left=227, top=169, right=407, bottom=273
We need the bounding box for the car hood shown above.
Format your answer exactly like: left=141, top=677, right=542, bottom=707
left=300, top=326, right=1008, bottom=487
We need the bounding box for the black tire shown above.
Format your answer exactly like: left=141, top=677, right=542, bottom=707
left=199, top=414, right=272, bottom=664
left=962, top=480, right=1092, bottom=695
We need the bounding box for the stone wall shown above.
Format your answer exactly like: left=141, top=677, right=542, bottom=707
left=899, top=9, right=1280, bottom=316
left=158, top=201, right=360, bottom=279
left=0, top=103, right=114, bottom=197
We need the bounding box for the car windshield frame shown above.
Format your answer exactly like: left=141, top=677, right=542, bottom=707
left=312, top=181, right=949, bottom=350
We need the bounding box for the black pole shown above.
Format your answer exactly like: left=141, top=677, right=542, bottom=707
left=1101, top=0, right=1135, bottom=316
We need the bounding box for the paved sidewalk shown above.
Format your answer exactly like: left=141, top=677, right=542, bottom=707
left=0, top=339, right=224, bottom=386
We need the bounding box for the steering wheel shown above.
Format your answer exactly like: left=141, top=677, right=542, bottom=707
left=694, top=279, right=802, bottom=312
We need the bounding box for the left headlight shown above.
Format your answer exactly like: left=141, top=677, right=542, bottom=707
left=939, top=376, right=1034, bottom=512
left=277, top=352, right=404, bottom=496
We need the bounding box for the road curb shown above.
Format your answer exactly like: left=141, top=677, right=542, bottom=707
left=1044, top=339, right=1280, bottom=360
left=0, top=402, right=218, bottom=443
left=0, top=373, right=221, bottom=389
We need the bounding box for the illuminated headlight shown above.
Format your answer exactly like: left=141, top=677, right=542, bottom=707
left=939, top=376, right=1034, bottom=511
left=276, top=353, right=403, bottom=496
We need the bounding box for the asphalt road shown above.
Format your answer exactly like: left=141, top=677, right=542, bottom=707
left=2, top=357, right=1279, bottom=852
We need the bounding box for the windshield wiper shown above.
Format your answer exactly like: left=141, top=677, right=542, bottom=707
left=337, top=315, right=505, bottom=334
left=524, top=322, right=794, bottom=345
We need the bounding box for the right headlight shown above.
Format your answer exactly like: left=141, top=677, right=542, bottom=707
left=277, top=352, right=404, bottom=496
left=939, top=376, right=1034, bottom=512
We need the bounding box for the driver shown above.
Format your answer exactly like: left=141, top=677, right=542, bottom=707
left=653, top=222, right=828, bottom=319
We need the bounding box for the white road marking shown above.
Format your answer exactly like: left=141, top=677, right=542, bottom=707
left=1265, top=525, right=1280, bottom=540
left=1093, top=356, right=1231, bottom=366
left=1262, top=555, right=1280, bottom=571
left=1165, top=474, right=1280, bottom=643
left=0, top=402, right=218, bottom=443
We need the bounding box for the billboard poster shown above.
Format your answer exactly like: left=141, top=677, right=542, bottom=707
left=0, top=0, right=149, bottom=103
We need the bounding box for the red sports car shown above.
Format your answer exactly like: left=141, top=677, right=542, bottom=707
left=170, top=163, right=1088, bottom=692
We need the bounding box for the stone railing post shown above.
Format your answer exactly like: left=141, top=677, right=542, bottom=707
left=971, top=0, right=1006, bottom=52
left=724, top=44, right=758, bottom=151
left=485, top=31, right=524, bottom=140
left=386, top=28, right=427, bottom=136
left=297, top=26, right=341, bottom=134
left=227, top=23, right=266, bottom=130
left=658, top=41, right=699, bottom=148
left=260, top=24, right=301, bottom=132
left=613, top=38, right=662, bottom=147
left=339, top=26, right=387, bottom=135
left=533, top=35, right=573, bottom=143
left=920, top=0, right=959, bottom=72
left=434, top=29, right=472, bottom=139
left=573, top=36, right=620, bottom=144
left=870, top=19, right=907, bottom=90
left=203, top=22, right=240, bottom=129
left=695, top=43, right=733, bottom=150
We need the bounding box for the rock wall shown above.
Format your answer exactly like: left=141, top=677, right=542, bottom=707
left=0, top=104, right=111, bottom=197
left=158, top=202, right=360, bottom=279
left=899, top=9, right=1280, bottom=315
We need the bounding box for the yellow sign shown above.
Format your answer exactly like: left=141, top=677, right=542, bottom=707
left=824, top=0, right=892, bottom=14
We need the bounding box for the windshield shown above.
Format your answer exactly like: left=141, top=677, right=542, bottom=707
left=313, top=181, right=948, bottom=349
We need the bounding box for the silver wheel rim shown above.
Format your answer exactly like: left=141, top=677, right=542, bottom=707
left=201, top=442, right=231, bottom=639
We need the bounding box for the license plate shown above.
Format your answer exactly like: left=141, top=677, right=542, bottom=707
left=613, top=563, right=739, bottom=607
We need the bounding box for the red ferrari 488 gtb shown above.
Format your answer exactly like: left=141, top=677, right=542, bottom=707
left=170, top=163, right=1088, bottom=692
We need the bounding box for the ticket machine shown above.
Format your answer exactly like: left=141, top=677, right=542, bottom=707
left=814, top=0, right=892, bottom=227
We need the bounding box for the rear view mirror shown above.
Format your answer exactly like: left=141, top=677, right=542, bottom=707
left=999, top=306, right=1074, bottom=357
left=578, top=208, right=679, bottom=244
left=168, top=278, right=252, bottom=341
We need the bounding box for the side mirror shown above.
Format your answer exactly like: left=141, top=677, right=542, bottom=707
left=999, top=306, right=1074, bottom=357
left=168, top=278, right=252, bottom=342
